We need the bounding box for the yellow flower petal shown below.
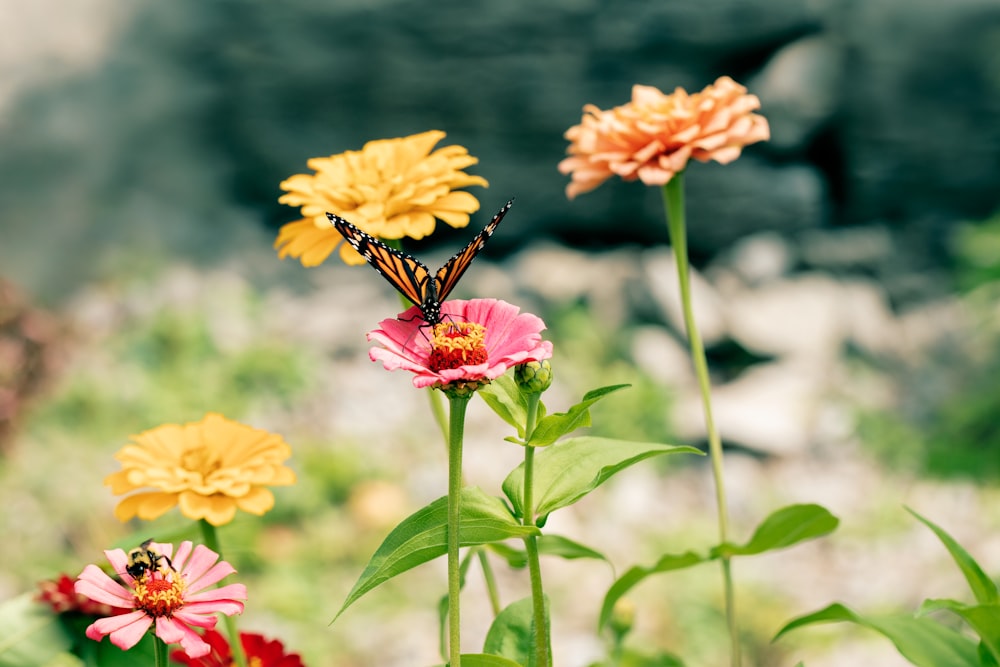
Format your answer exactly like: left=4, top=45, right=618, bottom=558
left=235, top=487, right=276, bottom=516
left=114, top=491, right=179, bottom=522
left=178, top=491, right=238, bottom=526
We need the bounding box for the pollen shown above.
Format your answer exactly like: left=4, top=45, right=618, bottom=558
left=428, top=321, right=488, bottom=371
left=133, top=574, right=186, bottom=617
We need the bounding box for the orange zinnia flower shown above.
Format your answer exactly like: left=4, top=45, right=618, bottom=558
left=559, top=76, right=770, bottom=198
left=276, top=130, right=488, bottom=267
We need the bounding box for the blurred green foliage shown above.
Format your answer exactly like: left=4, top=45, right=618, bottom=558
left=859, top=209, right=1000, bottom=481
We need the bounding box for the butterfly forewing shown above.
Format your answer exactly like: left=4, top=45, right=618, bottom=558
left=434, top=199, right=513, bottom=301
left=329, top=214, right=432, bottom=308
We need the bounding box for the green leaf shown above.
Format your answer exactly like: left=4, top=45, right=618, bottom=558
left=919, top=599, right=1000, bottom=663
left=526, top=384, right=630, bottom=447
left=450, top=654, right=527, bottom=667
left=907, top=507, right=999, bottom=605
left=485, top=535, right=609, bottom=569
left=479, top=375, right=529, bottom=439
left=483, top=596, right=549, bottom=667
left=487, top=542, right=528, bottom=569
left=773, top=602, right=980, bottom=667
left=334, top=487, right=540, bottom=622
left=711, top=504, right=839, bottom=558
left=0, top=594, right=73, bottom=667
left=598, top=552, right=705, bottom=629
left=503, top=436, right=702, bottom=519
left=537, top=535, right=611, bottom=564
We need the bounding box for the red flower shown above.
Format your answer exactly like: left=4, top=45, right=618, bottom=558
left=171, top=629, right=305, bottom=667
left=37, top=574, right=130, bottom=617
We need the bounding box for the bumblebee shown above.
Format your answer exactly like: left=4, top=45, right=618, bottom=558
left=125, top=539, right=174, bottom=580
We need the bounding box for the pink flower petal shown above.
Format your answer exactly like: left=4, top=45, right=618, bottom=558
left=171, top=608, right=221, bottom=629
left=75, top=565, right=136, bottom=608
left=86, top=611, right=152, bottom=650
left=104, top=549, right=132, bottom=581
left=183, top=583, right=248, bottom=607
left=158, top=617, right=212, bottom=658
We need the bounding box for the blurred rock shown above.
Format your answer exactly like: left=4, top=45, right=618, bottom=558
left=748, top=35, right=844, bottom=154
left=3, top=0, right=998, bottom=307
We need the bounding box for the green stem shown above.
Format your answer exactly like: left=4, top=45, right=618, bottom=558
left=198, top=520, right=248, bottom=667
left=476, top=548, right=503, bottom=616
left=521, top=394, right=550, bottom=667
left=661, top=174, right=740, bottom=667
left=446, top=393, right=472, bottom=666
left=153, top=635, right=168, bottom=667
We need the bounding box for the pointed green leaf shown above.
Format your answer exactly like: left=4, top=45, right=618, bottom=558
left=483, top=596, right=549, bottom=667
left=334, top=487, right=540, bottom=622
left=487, top=542, right=528, bottom=569
left=919, top=599, right=1000, bottom=663
left=537, top=534, right=610, bottom=564
left=453, top=654, right=527, bottom=667
left=479, top=375, right=529, bottom=439
left=485, top=535, right=611, bottom=570
left=598, top=551, right=706, bottom=629
left=774, top=602, right=980, bottom=666
left=526, top=384, right=630, bottom=447
left=503, top=436, right=701, bottom=519
left=908, top=507, right=999, bottom=605
left=711, top=504, right=839, bottom=558
left=0, top=594, right=73, bottom=667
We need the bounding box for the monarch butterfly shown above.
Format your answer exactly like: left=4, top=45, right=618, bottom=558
left=328, top=199, right=513, bottom=325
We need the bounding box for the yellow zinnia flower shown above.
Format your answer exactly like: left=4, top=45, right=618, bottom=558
left=276, top=130, right=488, bottom=267
left=105, top=413, right=296, bottom=526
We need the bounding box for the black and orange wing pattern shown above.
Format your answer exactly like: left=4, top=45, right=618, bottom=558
left=328, top=199, right=513, bottom=324
left=433, top=199, right=513, bottom=303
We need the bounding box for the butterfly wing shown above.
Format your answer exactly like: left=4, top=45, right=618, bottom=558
left=328, top=214, right=432, bottom=309
left=433, top=199, right=513, bottom=302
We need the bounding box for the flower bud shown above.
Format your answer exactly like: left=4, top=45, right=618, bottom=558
left=515, top=360, right=553, bottom=395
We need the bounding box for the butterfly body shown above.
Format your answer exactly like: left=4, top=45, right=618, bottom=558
left=329, top=199, right=513, bottom=325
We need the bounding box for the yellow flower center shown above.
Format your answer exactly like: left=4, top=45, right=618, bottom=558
left=180, top=447, right=222, bottom=476
left=427, top=322, right=488, bottom=371
left=133, top=574, right=186, bottom=617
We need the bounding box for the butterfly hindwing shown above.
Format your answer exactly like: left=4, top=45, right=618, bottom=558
left=328, top=198, right=513, bottom=324
left=434, top=199, right=513, bottom=301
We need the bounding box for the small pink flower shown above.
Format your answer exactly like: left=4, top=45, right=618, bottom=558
left=74, top=541, right=247, bottom=658
left=368, top=298, right=553, bottom=391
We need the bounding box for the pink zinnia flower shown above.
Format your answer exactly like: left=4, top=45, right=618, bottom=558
left=74, top=541, right=247, bottom=658
left=368, top=298, right=553, bottom=391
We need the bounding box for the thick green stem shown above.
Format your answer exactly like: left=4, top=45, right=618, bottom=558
left=521, top=393, right=550, bottom=667
left=661, top=174, right=740, bottom=667
left=199, top=520, right=248, bottom=667
left=153, top=635, right=168, bottom=667
left=446, top=393, right=471, bottom=666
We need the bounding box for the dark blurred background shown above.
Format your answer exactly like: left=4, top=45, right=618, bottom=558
left=3, top=0, right=999, bottom=303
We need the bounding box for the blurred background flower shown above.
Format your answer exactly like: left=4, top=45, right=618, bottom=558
left=106, top=413, right=296, bottom=526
